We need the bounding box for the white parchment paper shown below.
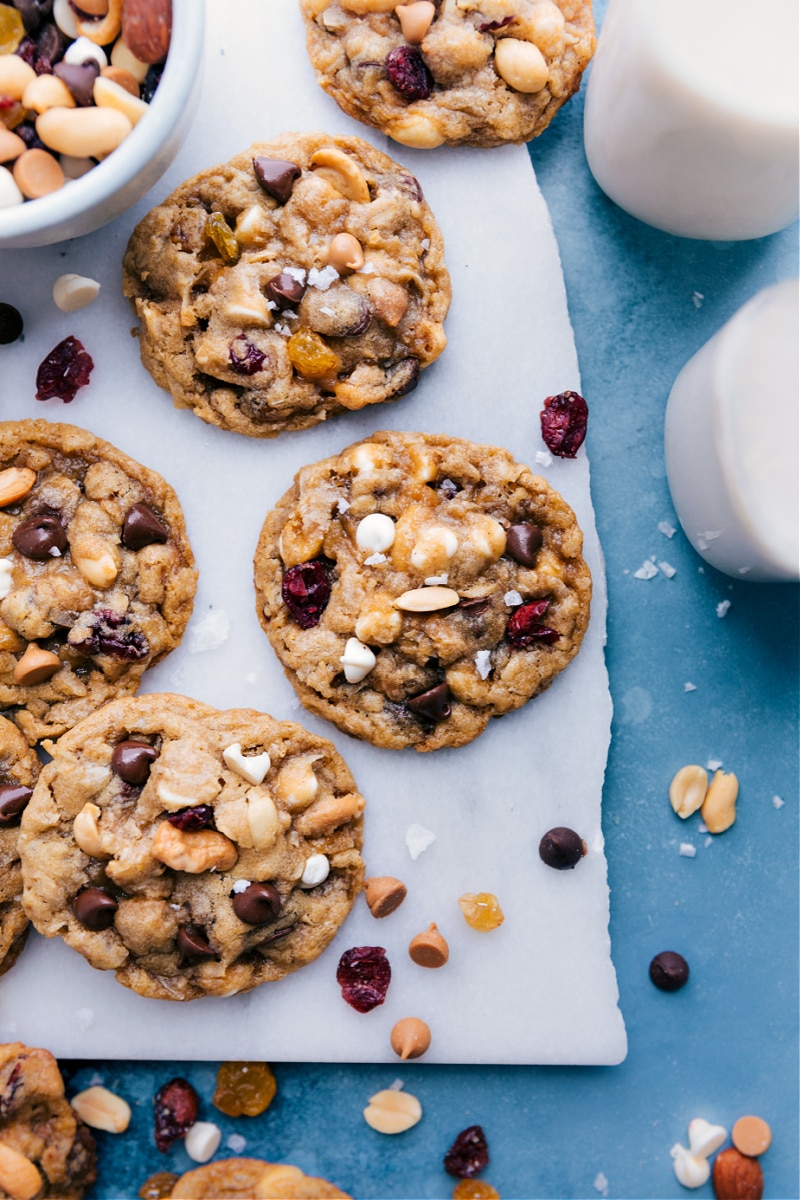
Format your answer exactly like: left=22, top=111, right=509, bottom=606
left=0, top=0, right=626, bottom=1064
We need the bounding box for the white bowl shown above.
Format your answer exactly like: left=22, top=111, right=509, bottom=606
left=0, top=0, right=204, bottom=249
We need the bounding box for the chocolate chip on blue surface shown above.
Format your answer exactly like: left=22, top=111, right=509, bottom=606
left=12, top=512, right=67, bottom=560
left=72, top=887, right=118, bottom=930
left=0, top=784, right=33, bottom=827
left=253, top=157, right=301, bottom=204
left=177, top=925, right=217, bottom=965
left=122, top=502, right=168, bottom=550
left=111, top=740, right=158, bottom=785
left=232, top=881, right=282, bottom=926
left=538, top=826, right=587, bottom=870
left=406, top=682, right=451, bottom=723
left=649, top=950, right=690, bottom=992
left=506, top=523, right=543, bottom=567
left=265, top=271, right=306, bottom=309
left=0, top=303, right=24, bottom=345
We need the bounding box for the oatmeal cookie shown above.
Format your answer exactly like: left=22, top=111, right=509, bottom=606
left=0, top=718, right=38, bottom=977
left=19, top=694, right=365, bottom=1002
left=170, top=1158, right=351, bottom=1199
left=0, top=420, right=197, bottom=746
left=254, top=430, right=591, bottom=751
left=0, top=1041, right=96, bottom=1200
left=300, top=0, right=595, bottom=149
left=122, top=131, right=450, bottom=438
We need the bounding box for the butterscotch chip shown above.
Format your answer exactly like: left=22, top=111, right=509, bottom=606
left=169, top=1158, right=351, bottom=1199
left=390, top=1016, right=431, bottom=1060
left=364, top=875, right=407, bottom=918
left=732, top=1116, right=772, bottom=1158
left=0, top=716, right=39, bottom=977
left=409, top=922, right=449, bottom=967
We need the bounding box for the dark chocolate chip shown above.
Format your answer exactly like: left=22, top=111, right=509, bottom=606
left=252, top=157, right=301, bottom=205
left=265, top=271, right=306, bottom=309
left=121, top=502, right=168, bottom=551
left=406, top=682, right=451, bottom=723
left=0, top=304, right=24, bottom=345
left=506, top=523, right=543, bottom=567
left=538, top=826, right=587, bottom=870
left=111, top=740, right=158, bottom=785
left=177, top=925, right=217, bottom=966
left=13, top=0, right=49, bottom=36
left=649, top=951, right=690, bottom=992
left=459, top=597, right=490, bottom=616
left=232, top=881, right=282, bottom=926
left=0, top=784, right=33, bottom=827
left=53, top=59, right=99, bottom=106
left=72, top=887, right=118, bottom=931
left=11, top=512, right=67, bottom=560
left=256, top=921, right=297, bottom=948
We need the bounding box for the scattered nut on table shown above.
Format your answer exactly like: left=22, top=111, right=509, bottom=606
left=363, top=1087, right=422, bottom=1134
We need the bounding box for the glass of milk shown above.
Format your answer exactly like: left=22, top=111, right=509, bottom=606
left=664, top=279, right=799, bottom=581
left=583, top=0, right=799, bottom=240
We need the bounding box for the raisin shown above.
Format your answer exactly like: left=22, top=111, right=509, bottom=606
left=385, top=45, right=433, bottom=101
left=153, top=1077, right=199, bottom=1152
left=540, top=390, right=588, bottom=458
left=205, top=212, right=240, bottom=264
left=0, top=5, right=24, bottom=54
left=213, top=1061, right=277, bottom=1118
left=287, top=328, right=339, bottom=382
left=71, top=609, right=149, bottom=660
left=506, top=600, right=559, bottom=648
left=167, top=805, right=214, bottom=831
left=140, top=62, right=163, bottom=105
left=336, top=945, right=391, bottom=1013
left=444, top=1125, right=490, bottom=1179
left=281, top=560, right=332, bottom=629
left=452, top=1182, right=500, bottom=1199
left=138, top=1173, right=179, bottom=1200
left=228, top=334, right=266, bottom=375
left=458, top=892, right=505, bottom=932
left=35, top=335, right=94, bottom=403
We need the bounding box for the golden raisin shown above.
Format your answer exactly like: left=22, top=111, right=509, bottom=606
left=213, top=1060, right=277, bottom=1117
left=0, top=101, right=26, bottom=132
left=205, top=211, right=240, bottom=264
left=458, top=892, right=505, bottom=931
left=138, top=1173, right=179, bottom=1200
left=453, top=1183, right=501, bottom=1200
left=287, top=328, right=340, bottom=381
left=0, top=4, right=24, bottom=54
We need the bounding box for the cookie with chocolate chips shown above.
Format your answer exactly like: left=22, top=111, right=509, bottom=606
left=122, top=131, right=450, bottom=437
left=254, top=430, right=591, bottom=751
left=169, top=1158, right=351, bottom=1199
left=300, top=0, right=595, bottom=149
left=0, top=1041, right=97, bottom=1200
left=19, top=694, right=365, bottom=1001
left=0, top=717, right=39, bottom=977
left=0, top=420, right=197, bottom=746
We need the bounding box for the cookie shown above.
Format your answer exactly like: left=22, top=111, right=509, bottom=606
left=300, top=0, right=595, bottom=149
left=254, top=430, right=591, bottom=751
left=169, top=1158, right=351, bottom=1199
left=19, top=694, right=365, bottom=1002
left=122, top=131, right=451, bottom=438
left=0, top=717, right=39, bottom=977
left=0, top=420, right=197, bottom=746
left=0, top=1041, right=97, bottom=1200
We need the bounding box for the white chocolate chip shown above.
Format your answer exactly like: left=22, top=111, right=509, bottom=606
left=340, top=637, right=377, bottom=683
left=223, top=743, right=271, bottom=786
left=356, top=513, right=396, bottom=553
left=70, top=1086, right=130, bottom=1133
left=687, top=1118, right=727, bottom=1159
left=670, top=1144, right=710, bottom=1189
left=0, top=557, right=14, bottom=600
left=185, top=1120, right=222, bottom=1164
left=64, top=35, right=108, bottom=68
left=53, top=273, right=101, bottom=313
left=0, top=166, right=24, bottom=209
left=363, top=1088, right=422, bottom=1134
left=364, top=552, right=386, bottom=566
left=300, top=853, right=330, bottom=888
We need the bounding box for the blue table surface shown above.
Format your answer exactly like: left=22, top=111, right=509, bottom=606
left=6, top=2, right=800, bottom=1197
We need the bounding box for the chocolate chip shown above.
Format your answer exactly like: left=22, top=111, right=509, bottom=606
left=506, top=523, right=543, bottom=567
left=53, top=60, right=99, bottom=107
left=649, top=951, right=690, bottom=992
left=11, top=512, right=67, bottom=560
left=72, top=887, right=118, bottom=931
left=111, top=740, right=158, bottom=785
left=459, top=597, right=490, bottom=616
left=0, top=784, right=33, bottom=827
left=406, top=682, right=451, bottom=723
left=255, top=921, right=297, bottom=948
left=121, top=502, right=168, bottom=551
left=253, top=157, right=301, bottom=205
left=232, top=882, right=282, bottom=926
left=177, top=925, right=217, bottom=965
left=538, top=826, right=587, bottom=870
left=265, top=271, right=306, bottom=309
left=0, top=303, right=24, bottom=345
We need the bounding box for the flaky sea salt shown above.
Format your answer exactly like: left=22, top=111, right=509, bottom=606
left=707, top=759, right=723, bottom=771
left=308, top=265, right=338, bottom=290
left=534, top=449, right=553, bottom=468
left=692, top=291, right=705, bottom=308
left=232, top=879, right=252, bottom=894
left=336, top=497, right=350, bottom=514
left=504, top=589, right=523, bottom=606
left=773, top=795, right=785, bottom=809
left=658, top=520, right=677, bottom=538
left=594, top=1173, right=609, bottom=1198
left=188, top=610, right=230, bottom=653
left=679, top=843, right=697, bottom=858
left=364, top=552, right=386, bottom=565
left=475, top=650, right=492, bottom=680
left=658, top=561, right=677, bottom=578
left=226, top=1133, right=247, bottom=1153
left=284, top=266, right=307, bottom=284
left=634, top=561, right=659, bottom=580
left=406, top=823, right=436, bottom=860
left=684, top=682, right=697, bottom=692
left=716, top=600, right=731, bottom=618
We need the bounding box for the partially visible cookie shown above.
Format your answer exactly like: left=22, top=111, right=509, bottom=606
left=169, top=1158, right=351, bottom=1199
left=0, top=1041, right=97, bottom=1200
left=122, top=131, right=450, bottom=437
left=0, top=717, right=39, bottom=977
left=254, top=430, right=591, bottom=751
left=19, top=694, right=365, bottom=1002
left=0, top=420, right=197, bottom=746
left=300, top=0, right=595, bottom=148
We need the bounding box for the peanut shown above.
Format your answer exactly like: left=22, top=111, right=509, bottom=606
left=99, top=66, right=140, bottom=98
left=21, top=74, right=75, bottom=114
left=74, top=802, right=111, bottom=858
left=0, top=129, right=26, bottom=164
left=0, top=467, right=36, bottom=508
left=0, top=1144, right=42, bottom=1200
left=394, top=585, right=460, bottom=612
left=72, top=545, right=119, bottom=589
left=71, top=1085, right=130, bottom=1133
left=0, top=56, right=36, bottom=102
left=13, top=149, right=64, bottom=201
left=494, top=37, right=549, bottom=93
left=364, top=875, right=407, bottom=918
left=13, top=643, right=61, bottom=686
left=363, top=1088, right=422, bottom=1134
left=669, top=764, right=708, bottom=818
left=390, top=1016, right=431, bottom=1060
left=701, top=769, right=739, bottom=834
left=310, top=147, right=370, bottom=203
left=93, top=75, right=149, bottom=126
left=246, top=789, right=280, bottom=849
left=36, top=106, right=132, bottom=159
left=151, top=823, right=238, bottom=873
left=388, top=113, right=445, bottom=149
left=294, top=791, right=364, bottom=836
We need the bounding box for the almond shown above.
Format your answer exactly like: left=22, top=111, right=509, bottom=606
left=712, top=1147, right=764, bottom=1200
left=121, top=0, right=172, bottom=65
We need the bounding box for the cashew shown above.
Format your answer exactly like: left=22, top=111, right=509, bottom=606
left=151, top=822, right=238, bottom=873
left=396, top=1, right=435, bottom=43
left=388, top=113, right=445, bottom=149
left=669, top=765, right=708, bottom=819
left=274, top=754, right=322, bottom=810
left=246, top=789, right=280, bottom=849
left=0, top=1143, right=42, bottom=1200
left=77, top=0, right=123, bottom=44
left=494, top=37, right=549, bottom=93
left=363, top=1088, right=422, bottom=1134
left=365, top=277, right=409, bottom=327
left=0, top=467, right=36, bottom=508
left=701, top=769, right=739, bottom=833
left=72, top=543, right=119, bottom=589
left=394, top=585, right=460, bottom=612
left=71, top=1085, right=131, bottom=1133
left=310, top=147, right=370, bottom=203
left=294, top=791, right=364, bottom=836
left=74, top=802, right=111, bottom=858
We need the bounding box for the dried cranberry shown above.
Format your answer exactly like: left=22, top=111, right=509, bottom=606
left=540, top=390, right=589, bottom=458
left=72, top=610, right=149, bottom=661
left=35, top=336, right=94, bottom=404
left=153, top=1078, right=199, bottom=1152
left=478, top=15, right=514, bottom=31
left=167, top=805, right=214, bottom=831
left=281, top=560, right=332, bottom=629
left=228, top=334, right=266, bottom=376
left=506, top=600, right=560, bottom=647
left=336, top=945, right=391, bottom=1013
left=444, top=1125, right=490, bottom=1179
left=385, top=46, right=433, bottom=101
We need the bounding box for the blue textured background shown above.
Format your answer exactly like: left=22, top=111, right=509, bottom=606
left=43, top=1, right=800, bottom=1195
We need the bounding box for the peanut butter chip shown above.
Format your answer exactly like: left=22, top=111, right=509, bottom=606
left=732, top=1115, right=772, bottom=1158
left=391, top=1016, right=431, bottom=1060
left=12, top=148, right=65, bottom=199
left=408, top=922, right=449, bottom=968
left=364, top=875, right=407, bottom=918
left=13, top=643, right=61, bottom=685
